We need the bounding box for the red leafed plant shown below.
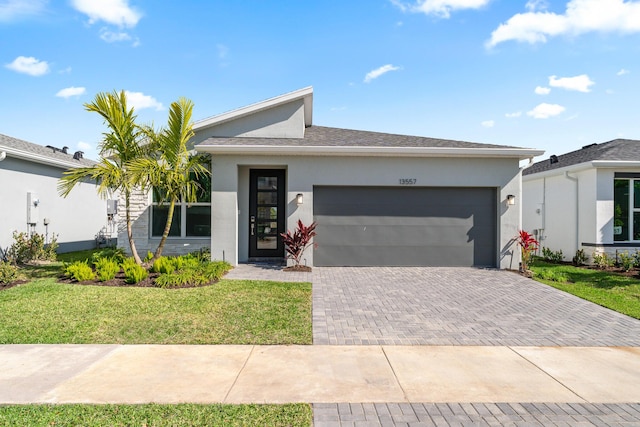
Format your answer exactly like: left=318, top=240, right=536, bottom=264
left=280, top=220, right=317, bottom=268
left=517, top=230, right=539, bottom=272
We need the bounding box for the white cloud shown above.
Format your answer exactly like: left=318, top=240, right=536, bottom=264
left=535, top=86, right=551, bottom=95
left=364, top=64, right=401, bottom=83
left=505, top=111, right=522, bottom=118
left=617, top=68, right=630, bottom=75
left=481, top=120, right=495, bottom=128
left=0, top=0, right=47, bottom=22
left=217, top=44, right=229, bottom=59
left=99, top=28, right=131, bottom=42
left=487, top=0, right=640, bottom=48
left=527, top=103, right=566, bottom=119
left=5, top=56, right=49, bottom=76
left=71, top=0, right=141, bottom=27
left=77, top=141, right=92, bottom=150
left=56, top=86, right=86, bottom=98
left=124, top=91, right=163, bottom=111
left=549, top=74, right=594, bottom=92
left=526, top=0, right=549, bottom=12
left=391, top=0, right=491, bottom=18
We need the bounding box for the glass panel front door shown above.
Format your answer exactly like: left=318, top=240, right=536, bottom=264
left=249, top=170, right=285, bottom=258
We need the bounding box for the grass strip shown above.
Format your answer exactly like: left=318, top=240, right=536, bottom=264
left=530, top=260, right=640, bottom=319
left=0, top=403, right=312, bottom=427
left=0, top=278, right=311, bottom=344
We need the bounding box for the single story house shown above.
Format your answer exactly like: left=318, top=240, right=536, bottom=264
left=0, top=133, right=116, bottom=254
left=123, top=87, right=543, bottom=268
left=523, top=138, right=640, bottom=261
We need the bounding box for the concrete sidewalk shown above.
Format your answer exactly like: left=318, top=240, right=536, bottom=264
left=2, top=344, right=639, bottom=405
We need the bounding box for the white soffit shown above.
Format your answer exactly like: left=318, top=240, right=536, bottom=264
left=193, top=86, right=313, bottom=131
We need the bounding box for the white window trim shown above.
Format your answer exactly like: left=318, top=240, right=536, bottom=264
left=150, top=196, right=211, bottom=239
left=615, top=178, right=640, bottom=242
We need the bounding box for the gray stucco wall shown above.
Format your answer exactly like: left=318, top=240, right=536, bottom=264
left=209, top=154, right=523, bottom=269
left=0, top=156, right=110, bottom=254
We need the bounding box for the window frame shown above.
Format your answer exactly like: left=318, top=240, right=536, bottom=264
left=149, top=178, right=211, bottom=239
left=614, top=177, right=640, bottom=242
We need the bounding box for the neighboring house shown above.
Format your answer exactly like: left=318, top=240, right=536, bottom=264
left=123, top=87, right=542, bottom=268
left=0, top=134, right=115, bottom=254
left=523, top=139, right=640, bottom=261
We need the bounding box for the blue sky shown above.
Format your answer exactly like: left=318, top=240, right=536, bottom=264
left=2, top=0, right=640, bottom=161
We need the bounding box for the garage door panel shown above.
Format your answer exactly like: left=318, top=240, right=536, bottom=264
left=313, top=186, right=497, bottom=267
left=317, top=245, right=475, bottom=267
left=316, top=223, right=475, bottom=246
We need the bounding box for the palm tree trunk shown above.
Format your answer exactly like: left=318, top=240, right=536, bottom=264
left=125, top=190, right=143, bottom=265
left=154, top=198, right=176, bottom=260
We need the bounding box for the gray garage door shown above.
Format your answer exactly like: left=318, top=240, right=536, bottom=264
left=313, top=186, right=497, bottom=267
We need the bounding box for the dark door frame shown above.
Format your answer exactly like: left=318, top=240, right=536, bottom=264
left=248, top=169, right=286, bottom=259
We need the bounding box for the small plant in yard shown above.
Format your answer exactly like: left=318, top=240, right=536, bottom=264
left=542, top=247, right=564, bottom=263
left=534, top=269, right=568, bottom=283
left=572, top=249, right=588, bottom=266
left=593, top=252, right=614, bottom=269
left=65, top=261, right=96, bottom=282
left=122, top=258, right=148, bottom=284
left=617, top=251, right=635, bottom=272
left=91, top=247, right=126, bottom=265
left=94, top=257, right=120, bottom=282
left=6, top=231, right=58, bottom=264
left=517, top=230, right=539, bottom=273
left=281, top=220, right=317, bottom=271
left=0, top=261, right=20, bottom=284
left=151, top=256, right=175, bottom=274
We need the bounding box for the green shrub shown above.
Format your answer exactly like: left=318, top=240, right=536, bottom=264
left=617, top=251, right=635, bottom=272
left=122, top=260, right=148, bottom=284
left=6, top=231, right=58, bottom=264
left=535, top=269, right=568, bottom=283
left=94, top=257, right=120, bottom=282
left=64, top=261, right=96, bottom=282
left=151, top=257, right=175, bottom=274
left=91, top=247, right=126, bottom=265
left=572, top=249, right=588, bottom=266
left=541, top=247, right=564, bottom=263
left=593, top=252, right=614, bottom=269
left=0, top=261, right=20, bottom=284
left=153, top=260, right=231, bottom=288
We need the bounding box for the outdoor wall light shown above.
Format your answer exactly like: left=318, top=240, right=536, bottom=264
left=507, top=194, right=516, bottom=206
left=296, top=193, right=304, bottom=205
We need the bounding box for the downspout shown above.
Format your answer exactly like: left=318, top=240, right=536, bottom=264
left=565, top=171, right=579, bottom=254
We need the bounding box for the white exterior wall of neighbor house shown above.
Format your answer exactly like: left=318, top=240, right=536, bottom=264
left=0, top=156, right=109, bottom=253
left=209, top=154, right=522, bottom=269
left=523, top=166, right=602, bottom=261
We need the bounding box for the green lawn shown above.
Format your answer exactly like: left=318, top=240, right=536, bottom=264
left=0, top=259, right=312, bottom=344
left=0, top=403, right=312, bottom=427
left=530, top=260, right=640, bottom=319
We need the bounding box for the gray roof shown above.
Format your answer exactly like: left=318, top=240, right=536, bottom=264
left=0, top=133, right=95, bottom=168
left=197, top=125, right=521, bottom=149
left=524, top=139, right=640, bottom=175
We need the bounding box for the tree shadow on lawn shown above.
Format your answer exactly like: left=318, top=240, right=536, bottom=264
left=560, top=267, right=640, bottom=290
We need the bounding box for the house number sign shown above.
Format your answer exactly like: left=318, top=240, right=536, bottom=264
left=399, top=178, right=417, bottom=185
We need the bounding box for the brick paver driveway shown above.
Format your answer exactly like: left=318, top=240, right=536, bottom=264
left=312, top=267, right=640, bottom=346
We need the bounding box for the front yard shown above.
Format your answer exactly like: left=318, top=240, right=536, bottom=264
left=530, top=259, right=640, bottom=320
left=0, top=251, right=311, bottom=345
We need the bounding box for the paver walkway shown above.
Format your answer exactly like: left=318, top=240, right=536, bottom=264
left=228, top=264, right=640, bottom=346
left=224, top=264, right=640, bottom=426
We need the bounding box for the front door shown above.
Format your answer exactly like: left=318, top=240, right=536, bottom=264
left=249, top=169, right=286, bottom=258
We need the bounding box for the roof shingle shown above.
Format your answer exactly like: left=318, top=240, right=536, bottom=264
left=524, top=139, right=640, bottom=175
left=0, top=133, right=95, bottom=167
left=196, top=125, right=522, bottom=149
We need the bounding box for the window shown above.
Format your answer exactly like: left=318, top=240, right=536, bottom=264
left=613, top=178, right=640, bottom=241
left=151, top=174, right=211, bottom=238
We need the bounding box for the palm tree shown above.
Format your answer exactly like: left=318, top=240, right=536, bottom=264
left=58, top=90, right=148, bottom=264
left=129, top=97, right=210, bottom=260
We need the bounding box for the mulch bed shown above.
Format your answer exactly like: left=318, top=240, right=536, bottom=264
left=283, top=265, right=312, bottom=272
